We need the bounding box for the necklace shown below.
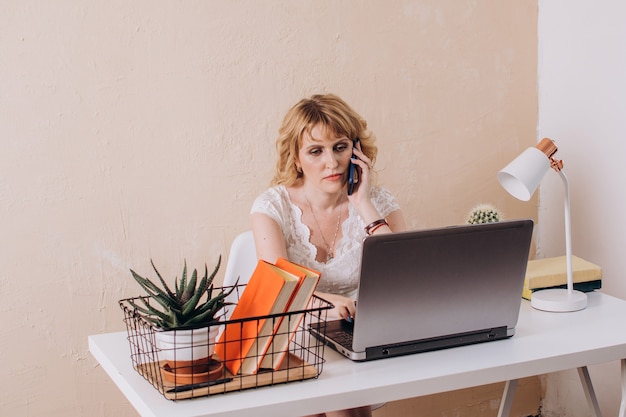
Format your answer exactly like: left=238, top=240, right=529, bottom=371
left=304, top=191, right=344, bottom=262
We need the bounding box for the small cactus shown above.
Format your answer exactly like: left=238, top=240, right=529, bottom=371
left=467, top=204, right=502, bottom=225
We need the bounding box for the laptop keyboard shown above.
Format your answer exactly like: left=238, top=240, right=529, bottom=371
left=328, top=319, right=356, bottom=348
left=332, top=329, right=354, bottom=348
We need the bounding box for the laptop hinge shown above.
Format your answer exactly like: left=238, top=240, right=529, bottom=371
left=364, top=326, right=509, bottom=360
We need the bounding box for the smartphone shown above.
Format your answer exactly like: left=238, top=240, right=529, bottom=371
left=347, top=138, right=361, bottom=195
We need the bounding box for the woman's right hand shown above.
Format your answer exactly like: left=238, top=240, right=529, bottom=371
left=316, top=291, right=357, bottom=320
left=346, top=141, right=374, bottom=208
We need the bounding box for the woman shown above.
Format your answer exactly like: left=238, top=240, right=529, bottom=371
left=251, top=93, right=406, bottom=417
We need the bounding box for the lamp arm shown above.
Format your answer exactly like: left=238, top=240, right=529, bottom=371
left=558, top=169, right=574, bottom=294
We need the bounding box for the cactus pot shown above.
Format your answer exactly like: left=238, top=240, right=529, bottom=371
left=155, top=325, right=222, bottom=383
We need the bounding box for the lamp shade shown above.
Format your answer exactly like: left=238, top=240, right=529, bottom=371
left=497, top=147, right=551, bottom=201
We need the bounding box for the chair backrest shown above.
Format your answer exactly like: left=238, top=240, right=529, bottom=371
left=222, top=230, right=257, bottom=319
left=223, top=230, right=257, bottom=287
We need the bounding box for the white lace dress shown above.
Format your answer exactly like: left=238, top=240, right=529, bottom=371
left=250, top=185, right=401, bottom=298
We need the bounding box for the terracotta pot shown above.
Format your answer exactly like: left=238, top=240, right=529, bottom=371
left=161, top=358, right=224, bottom=384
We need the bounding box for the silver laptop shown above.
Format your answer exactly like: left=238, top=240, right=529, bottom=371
left=311, top=219, right=534, bottom=361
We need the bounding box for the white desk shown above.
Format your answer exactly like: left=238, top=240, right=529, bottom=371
left=89, top=292, right=626, bottom=417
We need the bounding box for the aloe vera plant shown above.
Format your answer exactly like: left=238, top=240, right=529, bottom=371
left=129, top=256, right=235, bottom=329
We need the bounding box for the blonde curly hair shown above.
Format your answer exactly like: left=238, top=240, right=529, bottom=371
left=271, top=93, right=377, bottom=186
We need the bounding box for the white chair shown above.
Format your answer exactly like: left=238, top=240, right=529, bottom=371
left=222, top=230, right=257, bottom=319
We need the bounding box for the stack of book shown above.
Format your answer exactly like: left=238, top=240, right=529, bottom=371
left=215, top=258, right=320, bottom=375
left=522, top=255, right=602, bottom=300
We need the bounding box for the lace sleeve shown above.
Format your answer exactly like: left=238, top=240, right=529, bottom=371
left=371, top=187, right=401, bottom=217
left=250, top=187, right=283, bottom=224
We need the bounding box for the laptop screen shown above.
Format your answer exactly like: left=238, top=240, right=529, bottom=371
left=351, top=219, right=533, bottom=353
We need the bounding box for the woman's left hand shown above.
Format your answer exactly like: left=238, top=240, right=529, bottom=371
left=316, top=291, right=357, bottom=320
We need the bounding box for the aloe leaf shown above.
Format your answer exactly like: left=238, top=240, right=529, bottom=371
left=195, top=265, right=210, bottom=295
left=150, top=293, right=178, bottom=311
left=167, top=304, right=183, bottom=317
left=128, top=299, right=170, bottom=324
left=206, top=256, right=221, bottom=288
left=140, top=314, right=161, bottom=328
left=127, top=299, right=153, bottom=316
left=176, top=261, right=188, bottom=300
left=181, top=271, right=207, bottom=318
left=204, top=256, right=222, bottom=298
left=185, top=307, right=222, bottom=326
left=194, top=291, right=229, bottom=317
left=198, top=281, right=236, bottom=315
left=130, top=269, right=171, bottom=302
left=224, top=279, right=238, bottom=297
left=131, top=275, right=177, bottom=311
left=181, top=268, right=197, bottom=303
left=150, top=260, right=176, bottom=299
left=164, top=306, right=181, bottom=327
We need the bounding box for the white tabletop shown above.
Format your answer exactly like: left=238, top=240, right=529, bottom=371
left=89, top=292, right=626, bottom=417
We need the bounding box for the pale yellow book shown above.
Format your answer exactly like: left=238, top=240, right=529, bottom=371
left=259, top=258, right=320, bottom=370
left=522, top=255, right=602, bottom=300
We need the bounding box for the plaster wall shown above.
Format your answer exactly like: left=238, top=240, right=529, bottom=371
left=538, top=1, right=626, bottom=416
left=0, top=1, right=537, bottom=415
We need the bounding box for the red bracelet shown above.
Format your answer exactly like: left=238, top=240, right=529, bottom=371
left=365, top=219, right=388, bottom=235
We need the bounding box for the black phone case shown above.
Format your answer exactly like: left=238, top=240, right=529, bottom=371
left=348, top=139, right=361, bottom=195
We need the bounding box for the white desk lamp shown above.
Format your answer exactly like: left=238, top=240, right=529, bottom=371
left=497, top=138, right=587, bottom=312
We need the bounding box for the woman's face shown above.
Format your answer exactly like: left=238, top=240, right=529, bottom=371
left=298, top=123, right=353, bottom=193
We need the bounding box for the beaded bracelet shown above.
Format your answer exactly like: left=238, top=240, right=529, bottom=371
left=365, top=218, right=389, bottom=235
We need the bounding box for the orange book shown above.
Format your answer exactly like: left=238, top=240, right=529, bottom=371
left=215, top=259, right=299, bottom=375
left=259, top=258, right=320, bottom=370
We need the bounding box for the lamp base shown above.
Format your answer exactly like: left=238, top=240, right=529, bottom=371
left=530, top=288, right=588, bottom=312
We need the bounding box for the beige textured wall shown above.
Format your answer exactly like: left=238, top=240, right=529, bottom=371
left=0, top=1, right=537, bottom=416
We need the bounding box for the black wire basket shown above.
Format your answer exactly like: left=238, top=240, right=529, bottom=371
left=119, top=285, right=332, bottom=400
